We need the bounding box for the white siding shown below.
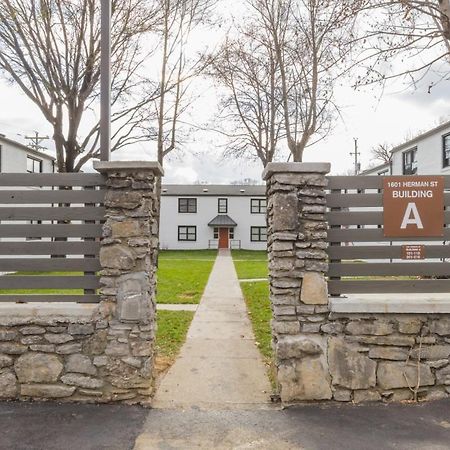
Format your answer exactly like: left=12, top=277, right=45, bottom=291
left=160, top=195, right=267, bottom=250
left=391, top=124, right=450, bottom=176
left=0, top=139, right=54, bottom=173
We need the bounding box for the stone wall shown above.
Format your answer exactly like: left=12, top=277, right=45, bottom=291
left=0, top=162, right=162, bottom=403
left=263, top=162, right=450, bottom=403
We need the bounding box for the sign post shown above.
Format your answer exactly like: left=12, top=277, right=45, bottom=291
left=383, top=176, right=444, bottom=238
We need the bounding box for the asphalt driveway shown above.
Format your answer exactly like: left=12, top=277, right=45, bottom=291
left=1, top=400, right=450, bottom=449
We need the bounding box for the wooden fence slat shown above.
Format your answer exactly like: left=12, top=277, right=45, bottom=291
left=329, top=262, right=450, bottom=277
left=327, top=245, right=450, bottom=260
left=0, top=295, right=100, bottom=303
left=0, top=224, right=102, bottom=238
left=327, top=210, right=450, bottom=226
left=328, top=279, right=450, bottom=294
left=327, top=228, right=450, bottom=242
left=0, top=173, right=106, bottom=187
left=0, top=207, right=105, bottom=221
left=0, top=258, right=101, bottom=272
left=0, top=276, right=100, bottom=289
left=327, top=175, right=450, bottom=190
left=0, top=190, right=105, bottom=204
left=0, top=241, right=101, bottom=255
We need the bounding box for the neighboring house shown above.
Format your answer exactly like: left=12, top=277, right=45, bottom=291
left=0, top=133, right=55, bottom=174
left=0, top=134, right=55, bottom=250
left=362, top=120, right=450, bottom=176
left=160, top=185, right=267, bottom=250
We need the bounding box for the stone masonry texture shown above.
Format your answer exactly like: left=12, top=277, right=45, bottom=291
left=0, top=163, right=161, bottom=403
left=264, top=162, right=450, bottom=403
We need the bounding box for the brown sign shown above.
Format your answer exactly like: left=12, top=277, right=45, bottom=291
left=383, top=176, right=444, bottom=237
left=401, top=245, right=425, bottom=260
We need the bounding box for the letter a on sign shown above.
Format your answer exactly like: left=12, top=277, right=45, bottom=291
left=400, top=203, right=424, bottom=230
left=383, top=176, right=444, bottom=237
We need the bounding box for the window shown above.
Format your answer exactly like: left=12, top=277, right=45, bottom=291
left=229, top=228, right=234, bottom=239
left=213, top=227, right=219, bottom=239
left=27, top=156, right=42, bottom=173
left=443, top=134, right=450, bottom=168
left=251, top=226, right=267, bottom=242
left=178, top=226, right=196, bottom=241
left=218, top=198, right=228, bottom=214
left=251, top=198, right=267, bottom=214
left=178, top=198, right=197, bottom=213
left=402, top=148, right=417, bottom=175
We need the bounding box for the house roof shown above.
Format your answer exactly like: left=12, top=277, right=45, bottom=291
left=390, top=119, right=450, bottom=155
left=161, top=184, right=265, bottom=196
left=208, top=215, right=238, bottom=227
left=0, top=134, right=56, bottom=161
left=360, top=162, right=390, bottom=176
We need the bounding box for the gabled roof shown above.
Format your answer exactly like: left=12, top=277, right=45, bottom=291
left=208, top=215, right=238, bottom=227
left=360, top=162, right=390, bottom=176
left=390, top=119, right=450, bottom=155
left=0, top=134, right=55, bottom=161
left=161, top=184, right=265, bottom=196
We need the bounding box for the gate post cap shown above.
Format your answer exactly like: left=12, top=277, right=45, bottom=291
left=93, top=160, right=164, bottom=176
left=262, top=162, right=331, bottom=180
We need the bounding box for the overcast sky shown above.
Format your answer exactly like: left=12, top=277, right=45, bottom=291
left=1, top=5, right=450, bottom=184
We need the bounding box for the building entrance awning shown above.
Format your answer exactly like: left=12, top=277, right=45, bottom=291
left=208, top=215, right=237, bottom=227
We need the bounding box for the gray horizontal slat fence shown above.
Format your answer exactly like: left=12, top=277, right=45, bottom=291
left=0, top=173, right=106, bottom=303
left=0, top=189, right=105, bottom=204
left=326, top=175, right=450, bottom=295
left=0, top=207, right=105, bottom=221
left=0, top=241, right=101, bottom=255
left=0, top=224, right=103, bottom=238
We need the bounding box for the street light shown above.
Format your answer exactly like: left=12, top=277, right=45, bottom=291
left=100, top=0, right=111, bottom=161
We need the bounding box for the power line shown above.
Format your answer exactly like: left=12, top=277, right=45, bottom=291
left=25, top=131, right=49, bottom=152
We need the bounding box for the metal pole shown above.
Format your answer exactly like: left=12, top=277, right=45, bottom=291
left=100, top=0, right=111, bottom=161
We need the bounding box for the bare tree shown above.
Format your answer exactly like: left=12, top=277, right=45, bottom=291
left=0, top=0, right=159, bottom=172
left=211, top=35, right=283, bottom=166
left=356, top=1, right=450, bottom=87
left=212, top=0, right=365, bottom=165
left=371, top=142, right=393, bottom=164
left=153, top=0, right=216, bottom=170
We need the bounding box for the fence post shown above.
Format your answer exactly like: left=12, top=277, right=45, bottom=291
left=263, top=162, right=333, bottom=402
left=94, top=161, right=163, bottom=396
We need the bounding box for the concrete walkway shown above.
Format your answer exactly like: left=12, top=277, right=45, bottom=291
left=152, top=249, right=271, bottom=410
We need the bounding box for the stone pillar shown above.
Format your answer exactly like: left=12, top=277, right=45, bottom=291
left=94, top=161, right=163, bottom=399
left=263, top=162, right=332, bottom=402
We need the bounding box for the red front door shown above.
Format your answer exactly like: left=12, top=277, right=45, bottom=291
left=218, top=228, right=229, bottom=249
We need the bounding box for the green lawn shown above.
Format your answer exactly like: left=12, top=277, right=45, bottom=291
left=157, top=250, right=216, bottom=304
left=240, top=280, right=275, bottom=389
left=231, top=250, right=268, bottom=279
left=240, top=281, right=272, bottom=360
left=155, top=310, right=195, bottom=359
left=159, top=250, right=217, bottom=260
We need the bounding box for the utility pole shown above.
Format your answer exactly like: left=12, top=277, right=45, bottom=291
left=25, top=131, right=49, bottom=152
left=350, top=138, right=361, bottom=175
left=100, top=0, right=111, bottom=161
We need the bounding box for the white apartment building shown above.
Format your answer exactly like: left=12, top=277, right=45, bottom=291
left=160, top=185, right=267, bottom=250
left=362, top=120, right=450, bottom=176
